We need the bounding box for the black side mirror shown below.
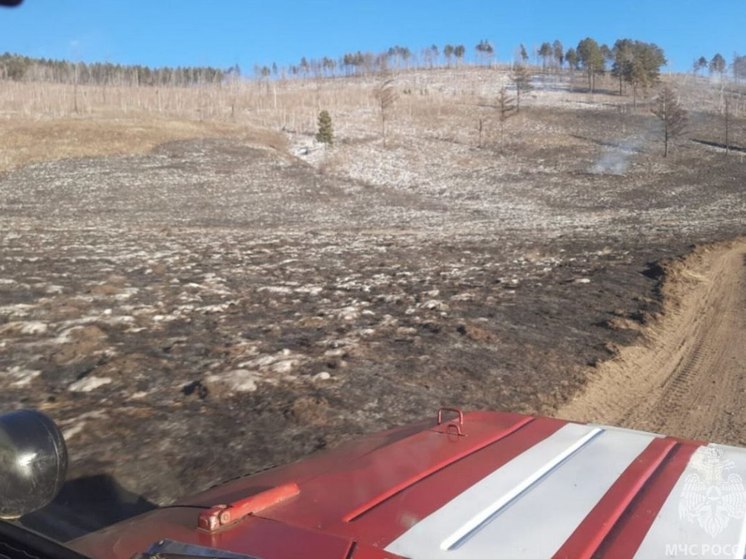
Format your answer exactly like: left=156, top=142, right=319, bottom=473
left=0, top=410, right=68, bottom=518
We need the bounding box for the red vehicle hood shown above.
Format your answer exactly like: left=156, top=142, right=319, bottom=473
left=70, top=410, right=746, bottom=559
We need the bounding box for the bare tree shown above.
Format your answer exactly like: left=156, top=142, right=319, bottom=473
left=73, top=62, right=80, bottom=114
left=374, top=78, right=398, bottom=148
left=723, top=94, right=734, bottom=156
left=510, top=65, right=533, bottom=111
left=497, top=87, right=517, bottom=146
left=651, top=86, right=687, bottom=157
left=734, top=54, right=746, bottom=84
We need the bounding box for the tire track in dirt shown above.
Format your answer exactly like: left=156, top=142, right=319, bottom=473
left=557, top=238, right=746, bottom=445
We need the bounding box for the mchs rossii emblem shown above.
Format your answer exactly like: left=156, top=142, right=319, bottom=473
left=679, top=447, right=746, bottom=537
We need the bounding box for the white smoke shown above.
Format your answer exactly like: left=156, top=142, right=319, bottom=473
left=590, top=136, right=646, bottom=175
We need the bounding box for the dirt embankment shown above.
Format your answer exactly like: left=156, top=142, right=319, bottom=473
left=558, top=238, right=746, bottom=445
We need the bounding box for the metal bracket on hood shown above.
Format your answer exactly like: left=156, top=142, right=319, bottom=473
left=436, top=407, right=465, bottom=436
left=197, top=483, right=301, bottom=533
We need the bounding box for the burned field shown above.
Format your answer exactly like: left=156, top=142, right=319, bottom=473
left=0, top=93, right=744, bottom=532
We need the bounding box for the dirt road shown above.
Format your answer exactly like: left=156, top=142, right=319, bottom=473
left=558, top=238, right=746, bottom=445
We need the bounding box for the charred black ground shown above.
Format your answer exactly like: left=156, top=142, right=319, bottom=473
left=1, top=96, right=744, bottom=538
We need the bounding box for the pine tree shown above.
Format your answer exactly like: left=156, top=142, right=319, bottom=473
left=316, top=110, right=333, bottom=145
left=454, top=45, right=466, bottom=64
left=611, top=40, right=666, bottom=106
left=651, top=86, right=687, bottom=158
left=552, top=40, right=564, bottom=69
left=693, top=56, right=708, bottom=75
left=709, top=53, right=726, bottom=76
left=538, top=42, right=553, bottom=71
left=475, top=40, right=495, bottom=66
left=565, top=48, right=578, bottom=71
left=577, top=37, right=605, bottom=93
left=443, top=44, right=454, bottom=67
left=519, top=44, right=529, bottom=64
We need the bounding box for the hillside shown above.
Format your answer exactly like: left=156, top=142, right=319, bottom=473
left=0, top=66, right=744, bottom=537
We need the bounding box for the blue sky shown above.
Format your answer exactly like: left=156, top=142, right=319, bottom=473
left=0, top=0, right=742, bottom=73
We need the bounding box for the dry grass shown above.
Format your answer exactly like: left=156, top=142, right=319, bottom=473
left=0, top=78, right=374, bottom=172
left=0, top=68, right=742, bottom=175
left=0, top=114, right=287, bottom=173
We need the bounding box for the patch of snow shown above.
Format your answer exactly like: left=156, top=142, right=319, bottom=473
left=237, top=349, right=306, bottom=375
left=0, top=303, right=34, bottom=318
left=101, top=315, right=135, bottom=325
left=422, top=299, right=449, bottom=312
left=7, top=366, right=41, bottom=387
left=62, top=423, right=86, bottom=440
left=53, top=324, right=106, bottom=344
left=338, top=306, right=360, bottom=320
left=198, top=301, right=238, bottom=313
left=55, top=317, right=100, bottom=332
left=258, top=286, right=294, bottom=294
left=379, top=315, right=399, bottom=327
left=270, top=359, right=300, bottom=374
left=0, top=321, right=49, bottom=335
left=69, top=376, right=112, bottom=392
left=113, top=287, right=140, bottom=301
left=59, top=410, right=108, bottom=440
left=294, top=285, right=323, bottom=296
left=207, top=369, right=262, bottom=392
left=20, top=321, right=48, bottom=335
